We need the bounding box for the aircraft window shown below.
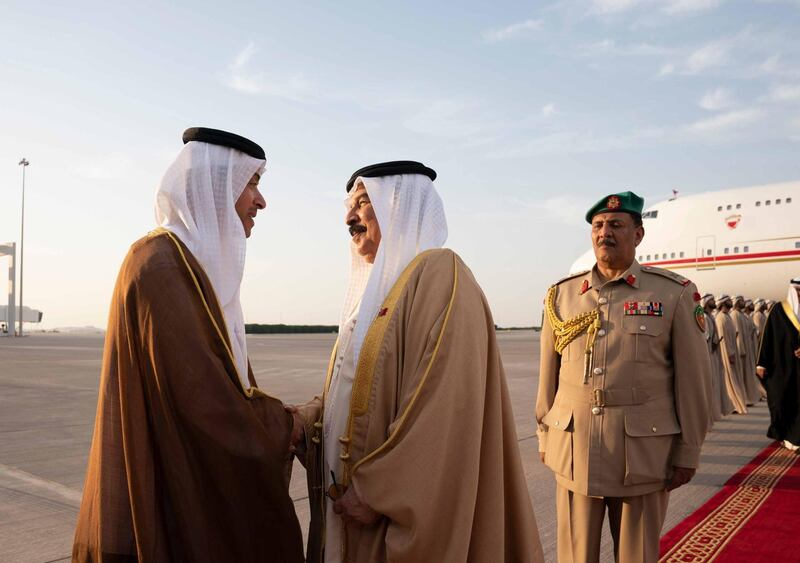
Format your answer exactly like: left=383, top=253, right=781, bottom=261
left=787, top=197, right=792, bottom=203
left=724, top=248, right=729, bottom=254
left=671, top=252, right=675, bottom=258
left=734, top=246, right=739, bottom=253
left=642, top=210, right=659, bottom=219
left=706, top=249, right=712, bottom=256
left=646, top=255, right=651, bottom=260
left=756, top=201, right=761, bottom=207
left=726, top=204, right=732, bottom=210
left=680, top=251, right=685, bottom=258
left=796, top=242, right=800, bottom=249
left=766, top=200, right=771, bottom=206
left=717, top=206, right=723, bottom=211
left=743, top=245, right=749, bottom=252
left=776, top=199, right=782, bottom=204
left=736, top=203, right=741, bottom=209
left=638, top=255, right=643, bottom=261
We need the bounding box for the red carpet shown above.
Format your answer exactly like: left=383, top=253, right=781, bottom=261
left=659, top=442, right=800, bottom=562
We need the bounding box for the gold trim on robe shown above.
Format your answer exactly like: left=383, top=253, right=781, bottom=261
left=781, top=300, right=800, bottom=334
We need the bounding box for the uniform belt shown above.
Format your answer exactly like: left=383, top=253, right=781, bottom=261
left=556, top=382, right=673, bottom=407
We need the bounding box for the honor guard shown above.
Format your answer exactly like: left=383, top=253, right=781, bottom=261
left=536, top=191, right=711, bottom=563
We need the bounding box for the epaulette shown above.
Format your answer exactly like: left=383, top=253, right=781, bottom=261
left=640, top=265, right=692, bottom=286
left=552, top=270, right=590, bottom=288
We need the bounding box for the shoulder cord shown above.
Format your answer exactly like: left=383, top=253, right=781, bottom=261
left=545, top=285, right=601, bottom=384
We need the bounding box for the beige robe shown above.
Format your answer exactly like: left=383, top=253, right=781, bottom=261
left=705, top=312, right=733, bottom=420
left=300, top=249, right=543, bottom=563
left=753, top=309, right=767, bottom=336
left=731, top=308, right=760, bottom=404
left=715, top=310, right=748, bottom=414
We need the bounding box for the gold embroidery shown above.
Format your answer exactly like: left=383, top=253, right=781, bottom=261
left=346, top=251, right=459, bottom=482
left=351, top=251, right=435, bottom=416
left=781, top=300, right=800, bottom=334
left=323, top=340, right=339, bottom=398
left=336, top=249, right=439, bottom=484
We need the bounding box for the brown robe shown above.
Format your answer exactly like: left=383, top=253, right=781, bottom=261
left=72, top=230, right=303, bottom=562
left=299, top=249, right=543, bottom=563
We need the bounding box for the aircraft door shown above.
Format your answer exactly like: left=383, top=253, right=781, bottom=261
left=696, top=236, right=716, bottom=270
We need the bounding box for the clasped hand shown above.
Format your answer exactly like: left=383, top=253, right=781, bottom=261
left=333, top=486, right=380, bottom=527
left=666, top=466, right=695, bottom=491
left=284, top=405, right=305, bottom=456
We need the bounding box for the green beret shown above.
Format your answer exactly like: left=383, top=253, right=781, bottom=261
left=585, top=191, right=645, bottom=223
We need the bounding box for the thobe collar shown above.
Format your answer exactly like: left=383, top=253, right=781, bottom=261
left=584, top=260, right=641, bottom=294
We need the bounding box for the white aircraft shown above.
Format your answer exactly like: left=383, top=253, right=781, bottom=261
left=570, top=180, right=800, bottom=300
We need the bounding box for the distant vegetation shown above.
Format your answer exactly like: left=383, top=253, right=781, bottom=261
left=245, top=324, right=338, bottom=334
left=245, top=324, right=539, bottom=334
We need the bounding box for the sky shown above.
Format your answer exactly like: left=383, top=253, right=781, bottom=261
left=1, top=0, right=799, bottom=329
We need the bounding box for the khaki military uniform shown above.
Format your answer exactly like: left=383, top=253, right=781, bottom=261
left=536, top=260, right=711, bottom=563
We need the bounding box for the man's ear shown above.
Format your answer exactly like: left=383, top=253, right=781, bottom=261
left=634, top=225, right=645, bottom=247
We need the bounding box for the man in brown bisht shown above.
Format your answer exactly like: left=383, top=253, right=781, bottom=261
left=537, top=191, right=710, bottom=563
left=714, top=294, right=748, bottom=414
left=72, top=128, right=304, bottom=562
left=291, top=161, right=543, bottom=562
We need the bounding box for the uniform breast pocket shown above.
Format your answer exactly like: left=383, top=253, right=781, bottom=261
left=623, top=317, right=666, bottom=363
left=561, top=334, right=586, bottom=363
left=542, top=403, right=574, bottom=480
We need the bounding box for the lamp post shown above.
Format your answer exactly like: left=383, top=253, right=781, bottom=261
left=18, top=158, right=29, bottom=337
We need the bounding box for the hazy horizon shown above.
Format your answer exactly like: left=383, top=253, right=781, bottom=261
left=2, top=1, right=799, bottom=329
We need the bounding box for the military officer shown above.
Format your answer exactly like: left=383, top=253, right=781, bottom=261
left=536, top=191, right=711, bottom=563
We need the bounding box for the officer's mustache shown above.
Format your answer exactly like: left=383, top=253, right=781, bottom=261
left=597, top=238, right=616, bottom=247
left=349, top=224, right=367, bottom=238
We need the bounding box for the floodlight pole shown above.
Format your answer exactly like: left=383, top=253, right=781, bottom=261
left=18, top=158, right=29, bottom=337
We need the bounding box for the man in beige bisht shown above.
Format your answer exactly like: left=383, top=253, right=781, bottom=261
left=292, top=161, right=543, bottom=563
left=702, top=294, right=734, bottom=421
left=714, top=295, right=748, bottom=414
left=746, top=299, right=769, bottom=400
left=536, top=191, right=710, bottom=563
left=731, top=295, right=760, bottom=405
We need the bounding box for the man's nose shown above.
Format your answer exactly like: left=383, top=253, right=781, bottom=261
left=598, top=224, right=613, bottom=238
left=254, top=188, right=266, bottom=209
left=345, top=207, right=358, bottom=225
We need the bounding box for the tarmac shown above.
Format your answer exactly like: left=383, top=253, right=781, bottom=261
left=0, top=331, right=772, bottom=562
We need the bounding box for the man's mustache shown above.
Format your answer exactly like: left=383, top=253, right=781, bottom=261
left=597, top=238, right=616, bottom=247
left=349, top=224, right=367, bottom=237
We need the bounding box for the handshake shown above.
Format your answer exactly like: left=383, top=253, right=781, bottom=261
left=283, top=404, right=380, bottom=526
